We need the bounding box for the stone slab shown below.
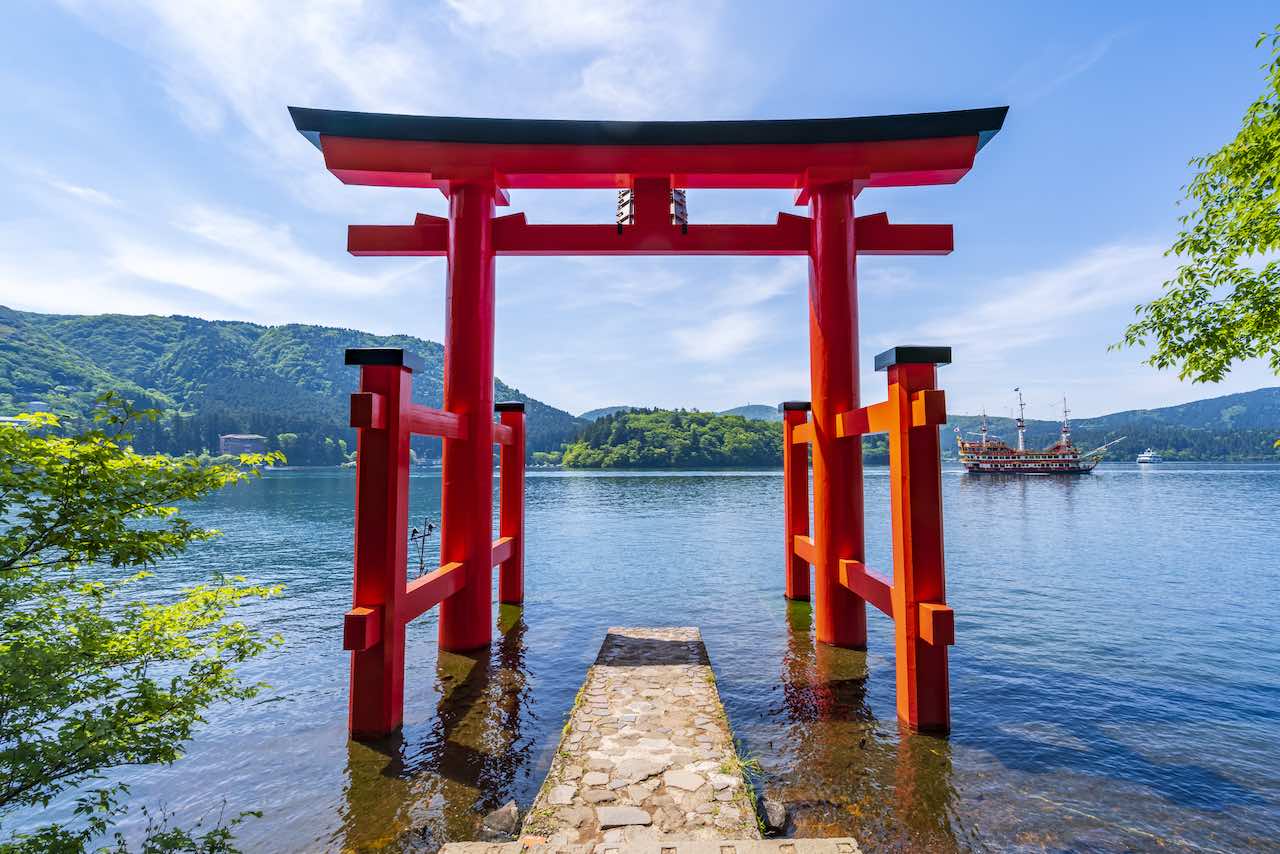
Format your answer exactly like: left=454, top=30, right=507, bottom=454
left=441, top=839, right=862, bottom=854
left=519, top=628, right=761, bottom=846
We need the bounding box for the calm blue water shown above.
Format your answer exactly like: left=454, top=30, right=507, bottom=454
left=25, top=464, right=1280, bottom=852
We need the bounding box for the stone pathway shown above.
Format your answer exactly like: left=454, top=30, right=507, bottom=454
left=519, top=628, right=761, bottom=847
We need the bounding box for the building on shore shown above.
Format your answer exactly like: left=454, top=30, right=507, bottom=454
left=218, top=433, right=268, bottom=455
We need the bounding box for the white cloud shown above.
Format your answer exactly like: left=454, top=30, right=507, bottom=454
left=673, top=310, right=766, bottom=361
left=0, top=189, right=425, bottom=327
left=58, top=0, right=744, bottom=216
left=58, top=0, right=449, bottom=207
left=445, top=0, right=646, bottom=54
left=859, top=264, right=920, bottom=294
left=445, top=0, right=740, bottom=119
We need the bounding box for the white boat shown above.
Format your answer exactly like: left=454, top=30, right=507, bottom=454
left=1136, top=448, right=1163, bottom=464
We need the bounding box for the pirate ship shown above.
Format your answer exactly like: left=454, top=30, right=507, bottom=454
left=955, top=390, right=1123, bottom=474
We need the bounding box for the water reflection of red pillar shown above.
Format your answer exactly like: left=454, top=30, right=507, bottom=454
left=781, top=402, right=811, bottom=601
left=883, top=351, right=953, bottom=732
left=496, top=402, right=525, bottom=604
left=808, top=183, right=867, bottom=649
left=438, top=182, right=497, bottom=652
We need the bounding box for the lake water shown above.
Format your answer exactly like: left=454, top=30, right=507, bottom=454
left=23, top=464, right=1280, bottom=852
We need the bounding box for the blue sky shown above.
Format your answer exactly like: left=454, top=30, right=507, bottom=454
left=2, top=2, right=1278, bottom=419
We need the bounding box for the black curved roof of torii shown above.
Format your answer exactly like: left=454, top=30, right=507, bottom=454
left=288, top=105, right=1009, bottom=151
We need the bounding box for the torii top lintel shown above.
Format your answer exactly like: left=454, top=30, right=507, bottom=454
left=290, top=106, right=1006, bottom=192
left=289, top=105, right=1007, bottom=257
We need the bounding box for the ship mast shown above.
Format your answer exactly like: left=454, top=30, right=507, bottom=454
left=1013, top=387, right=1026, bottom=452
left=1060, top=396, right=1072, bottom=447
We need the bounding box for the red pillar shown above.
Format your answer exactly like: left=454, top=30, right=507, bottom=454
left=438, top=182, right=497, bottom=652
left=347, top=356, right=414, bottom=738
left=807, top=182, right=867, bottom=648
left=497, top=402, right=525, bottom=604
left=781, top=401, right=811, bottom=601
left=884, top=352, right=951, bottom=732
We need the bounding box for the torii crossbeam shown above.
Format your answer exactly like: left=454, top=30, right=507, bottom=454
left=290, top=105, right=1007, bottom=739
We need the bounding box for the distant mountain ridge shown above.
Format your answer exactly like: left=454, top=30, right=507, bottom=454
left=947, top=387, right=1280, bottom=461
left=949, top=387, right=1280, bottom=434
left=579, top=406, right=636, bottom=422
left=1074, top=387, right=1280, bottom=430
left=718, top=404, right=783, bottom=422
left=0, top=307, right=584, bottom=463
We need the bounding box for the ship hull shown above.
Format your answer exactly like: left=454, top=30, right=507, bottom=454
left=956, top=443, right=1101, bottom=475
left=960, top=461, right=1097, bottom=474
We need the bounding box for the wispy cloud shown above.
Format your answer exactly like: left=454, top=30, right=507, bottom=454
left=0, top=192, right=424, bottom=326
left=444, top=0, right=741, bottom=119
left=1004, top=31, right=1122, bottom=104
left=58, top=1, right=445, bottom=208
left=59, top=0, right=743, bottom=215
left=889, top=242, right=1172, bottom=365
left=45, top=178, right=120, bottom=208
left=715, top=261, right=805, bottom=308
left=672, top=310, right=766, bottom=361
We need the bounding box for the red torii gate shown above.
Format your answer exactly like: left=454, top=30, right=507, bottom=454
left=290, top=105, right=1007, bottom=739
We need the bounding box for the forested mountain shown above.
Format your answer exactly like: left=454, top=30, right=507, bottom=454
left=4, top=304, right=1275, bottom=466
left=560, top=409, right=783, bottom=468
left=555, top=408, right=889, bottom=468
left=0, top=307, right=584, bottom=464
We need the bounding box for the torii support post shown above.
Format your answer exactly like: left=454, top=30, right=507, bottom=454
left=343, top=347, right=524, bottom=739
left=825, top=345, right=954, bottom=733
left=346, top=350, right=414, bottom=739
left=496, top=401, right=526, bottom=604
left=808, top=182, right=867, bottom=649
left=881, top=346, right=953, bottom=732
left=781, top=401, right=811, bottom=601
left=437, top=182, right=498, bottom=653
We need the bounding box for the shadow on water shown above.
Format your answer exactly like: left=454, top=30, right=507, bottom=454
left=763, top=601, right=976, bottom=853
left=335, top=606, right=533, bottom=853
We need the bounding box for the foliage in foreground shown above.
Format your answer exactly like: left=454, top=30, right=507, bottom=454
left=1118, top=25, right=1280, bottom=382
left=0, top=395, right=282, bottom=852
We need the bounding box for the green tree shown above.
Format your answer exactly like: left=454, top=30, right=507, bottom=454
left=0, top=395, right=283, bottom=852
left=1118, top=26, right=1280, bottom=381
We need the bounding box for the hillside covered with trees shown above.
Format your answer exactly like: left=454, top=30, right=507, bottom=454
left=0, top=307, right=584, bottom=465
left=559, top=409, right=783, bottom=468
